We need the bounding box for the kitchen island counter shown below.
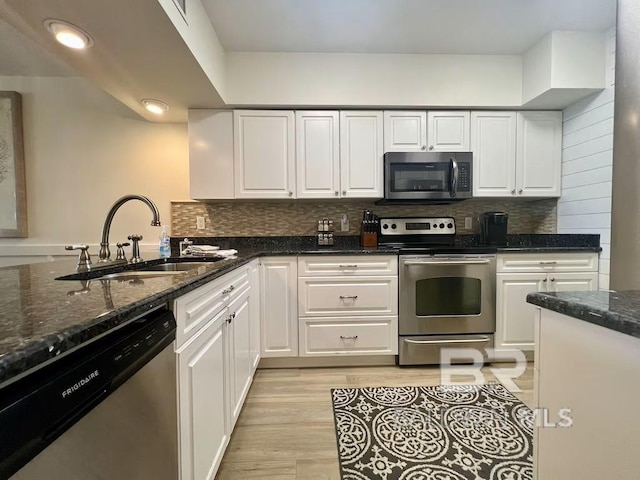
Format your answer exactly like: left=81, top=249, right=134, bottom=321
left=527, top=290, right=640, bottom=339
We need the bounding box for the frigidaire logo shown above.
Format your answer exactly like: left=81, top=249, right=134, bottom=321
left=61, top=370, right=100, bottom=398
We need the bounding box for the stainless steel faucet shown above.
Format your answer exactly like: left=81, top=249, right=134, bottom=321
left=98, top=195, right=161, bottom=262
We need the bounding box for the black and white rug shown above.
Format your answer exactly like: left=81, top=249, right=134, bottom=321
left=331, top=384, right=533, bottom=480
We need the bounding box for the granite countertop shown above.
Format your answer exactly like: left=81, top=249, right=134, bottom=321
left=527, top=290, right=640, bottom=339
left=0, top=233, right=601, bottom=386
left=0, top=243, right=396, bottom=385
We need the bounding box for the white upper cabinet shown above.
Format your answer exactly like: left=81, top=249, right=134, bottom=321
left=471, top=112, right=517, bottom=197
left=234, top=110, right=295, bottom=199
left=188, top=110, right=235, bottom=200
left=383, top=111, right=427, bottom=152
left=295, top=111, right=340, bottom=198
left=340, top=111, right=384, bottom=198
left=516, top=111, right=562, bottom=197
left=427, top=111, right=470, bottom=151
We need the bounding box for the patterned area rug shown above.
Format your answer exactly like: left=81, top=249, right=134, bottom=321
left=331, top=384, right=533, bottom=480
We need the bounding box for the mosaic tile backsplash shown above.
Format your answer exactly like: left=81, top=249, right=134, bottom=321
left=171, top=198, right=557, bottom=237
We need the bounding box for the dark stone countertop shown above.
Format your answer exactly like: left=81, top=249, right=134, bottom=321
left=0, top=244, right=397, bottom=386
left=527, top=291, right=640, bottom=339
left=0, top=233, right=601, bottom=386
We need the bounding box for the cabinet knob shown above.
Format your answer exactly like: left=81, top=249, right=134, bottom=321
left=511, top=189, right=516, bottom=195
left=335, top=191, right=339, bottom=196
left=551, top=278, right=556, bottom=282
left=543, top=278, right=547, bottom=282
left=428, top=145, right=434, bottom=151
left=342, top=190, right=346, bottom=195
left=288, top=191, right=293, bottom=197
left=518, top=189, right=523, bottom=194
left=421, top=145, right=427, bottom=151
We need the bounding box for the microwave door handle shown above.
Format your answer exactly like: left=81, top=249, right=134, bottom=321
left=450, top=157, right=458, bottom=198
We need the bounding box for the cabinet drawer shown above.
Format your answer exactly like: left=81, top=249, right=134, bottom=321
left=497, top=253, right=598, bottom=273
left=298, top=276, right=398, bottom=316
left=299, top=316, right=398, bottom=356
left=298, top=255, right=397, bottom=277
left=173, top=266, right=249, bottom=348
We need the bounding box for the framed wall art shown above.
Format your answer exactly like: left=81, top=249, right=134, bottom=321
left=0, top=91, right=28, bottom=237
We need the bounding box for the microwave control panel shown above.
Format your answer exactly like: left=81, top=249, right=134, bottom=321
left=458, top=163, right=471, bottom=191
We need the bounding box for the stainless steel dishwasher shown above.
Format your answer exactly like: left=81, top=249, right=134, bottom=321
left=1, top=308, right=178, bottom=480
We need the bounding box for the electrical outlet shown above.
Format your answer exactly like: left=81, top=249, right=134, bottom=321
left=196, top=216, right=206, bottom=230
left=341, top=213, right=350, bottom=232
left=464, top=217, right=473, bottom=229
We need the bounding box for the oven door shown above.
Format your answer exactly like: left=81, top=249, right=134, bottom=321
left=399, top=255, right=496, bottom=335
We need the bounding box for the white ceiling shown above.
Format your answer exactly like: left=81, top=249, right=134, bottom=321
left=203, top=0, right=617, bottom=55
left=0, top=16, right=75, bottom=76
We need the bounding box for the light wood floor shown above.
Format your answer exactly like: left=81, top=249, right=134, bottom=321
left=215, top=363, right=534, bottom=480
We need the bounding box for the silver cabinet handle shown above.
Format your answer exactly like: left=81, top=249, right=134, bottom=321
left=428, top=145, right=434, bottom=151
left=339, top=295, right=358, bottom=300
left=404, top=260, right=491, bottom=266
left=339, top=264, right=358, bottom=268
left=335, top=191, right=339, bottom=196
left=511, top=189, right=516, bottom=195
left=342, top=190, right=346, bottom=195
left=421, top=145, right=426, bottom=150
left=288, top=191, right=293, bottom=196
left=550, top=278, right=556, bottom=282
left=222, top=285, right=235, bottom=295
left=518, top=189, right=523, bottom=194
left=543, top=278, right=547, bottom=282
left=405, top=336, right=491, bottom=345
left=539, top=261, right=557, bottom=265
left=340, top=335, right=358, bottom=340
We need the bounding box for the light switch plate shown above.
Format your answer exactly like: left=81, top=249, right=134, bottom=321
left=464, top=217, right=473, bottom=229
left=196, top=216, right=206, bottom=230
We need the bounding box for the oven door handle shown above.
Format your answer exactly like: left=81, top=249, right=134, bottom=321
left=403, top=259, right=492, bottom=266
left=405, top=336, right=491, bottom=345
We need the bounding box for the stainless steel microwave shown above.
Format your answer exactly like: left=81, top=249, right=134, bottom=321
left=383, top=152, right=473, bottom=200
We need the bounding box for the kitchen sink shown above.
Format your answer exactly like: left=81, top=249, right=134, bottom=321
left=137, top=262, right=215, bottom=272
left=56, top=258, right=223, bottom=281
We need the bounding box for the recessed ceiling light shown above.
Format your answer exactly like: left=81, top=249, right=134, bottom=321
left=44, top=19, right=94, bottom=50
left=141, top=99, right=170, bottom=115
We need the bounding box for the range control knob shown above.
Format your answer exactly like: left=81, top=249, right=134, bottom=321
left=391, top=223, right=397, bottom=229
left=447, top=223, right=453, bottom=229
left=382, top=224, right=389, bottom=230
left=439, top=223, right=445, bottom=229
left=433, top=224, right=438, bottom=229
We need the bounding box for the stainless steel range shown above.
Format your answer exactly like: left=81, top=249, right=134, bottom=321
left=379, top=217, right=496, bottom=365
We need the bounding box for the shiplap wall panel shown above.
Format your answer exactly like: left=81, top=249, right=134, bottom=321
left=557, top=27, right=615, bottom=290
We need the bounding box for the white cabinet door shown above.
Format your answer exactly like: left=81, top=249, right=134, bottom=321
left=234, top=110, right=295, bottom=198
left=383, top=111, right=427, bottom=152
left=296, top=111, right=340, bottom=198
left=177, top=309, right=229, bottom=480
left=340, top=111, right=384, bottom=198
left=188, top=109, right=234, bottom=200
left=471, top=111, right=517, bottom=197
left=228, top=289, right=252, bottom=428
left=427, top=111, right=470, bottom=152
left=260, top=257, right=298, bottom=357
left=496, top=273, right=548, bottom=351
left=548, top=272, right=598, bottom=293
left=249, top=260, right=261, bottom=372
left=516, top=111, right=562, bottom=197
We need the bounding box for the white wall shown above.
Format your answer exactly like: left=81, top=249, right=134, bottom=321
left=557, top=28, right=615, bottom=289
left=226, top=52, right=523, bottom=107
left=0, top=76, right=189, bottom=266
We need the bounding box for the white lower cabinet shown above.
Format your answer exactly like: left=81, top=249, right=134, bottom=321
left=174, top=263, right=259, bottom=480
left=297, top=255, right=398, bottom=357
left=249, top=259, right=261, bottom=372
left=177, top=308, right=229, bottom=480
left=260, top=257, right=298, bottom=357
left=496, top=253, right=598, bottom=352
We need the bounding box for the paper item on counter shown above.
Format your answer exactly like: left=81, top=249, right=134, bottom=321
left=184, top=246, right=238, bottom=258
left=187, top=245, right=220, bottom=253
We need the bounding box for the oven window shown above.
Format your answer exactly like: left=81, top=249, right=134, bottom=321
left=415, top=277, right=481, bottom=316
